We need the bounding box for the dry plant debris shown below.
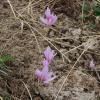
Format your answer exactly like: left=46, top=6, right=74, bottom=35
left=0, top=0, right=100, bottom=100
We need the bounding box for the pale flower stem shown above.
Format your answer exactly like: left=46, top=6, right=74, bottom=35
left=37, top=78, right=40, bottom=88
left=55, top=48, right=88, bottom=100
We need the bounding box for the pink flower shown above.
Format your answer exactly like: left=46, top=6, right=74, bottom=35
left=89, top=59, right=95, bottom=69
left=44, top=46, right=56, bottom=63
left=40, top=7, right=57, bottom=26
left=35, top=60, right=56, bottom=85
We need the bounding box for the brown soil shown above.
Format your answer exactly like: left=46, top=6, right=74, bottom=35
left=0, top=0, right=100, bottom=100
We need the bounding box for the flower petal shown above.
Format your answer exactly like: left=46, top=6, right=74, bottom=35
left=50, top=15, right=57, bottom=25
left=40, top=17, right=48, bottom=25
left=43, top=76, right=56, bottom=84
left=42, top=60, right=49, bottom=73
left=44, top=46, right=51, bottom=60
left=90, top=59, right=95, bottom=69
left=45, top=7, right=51, bottom=18
left=43, top=59, right=49, bottom=67
left=35, top=69, right=42, bottom=78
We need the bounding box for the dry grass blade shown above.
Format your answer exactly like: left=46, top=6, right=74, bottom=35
left=55, top=47, right=88, bottom=100
left=8, top=3, right=41, bottom=54
left=0, top=70, right=8, bottom=75
left=95, top=68, right=100, bottom=81
left=25, top=22, right=71, bottom=62
left=21, top=20, right=24, bottom=33
left=48, top=38, right=84, bottom=54
left=7, top=0, right=16, bottom=18
left=22, top=81, right=32, bottom=100
left=27, top=24, right=41, bottom=54
left=0, top=96, right=3, bottom=100
left=64, top=43, right=84, bottom=55
left=18, top=0, right=42, bottom=14
left=82, top=0, right=85, bottom=25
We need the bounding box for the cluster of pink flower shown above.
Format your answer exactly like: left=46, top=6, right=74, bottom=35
left=40, top=7, right=57, bottom=26
left=35, top=46, right=56, bottom=85
left=35, top=7, right=57, bottom=85
left=36, top=7, right=97, bottom=85
left=89, top=59, right=95, bottom=69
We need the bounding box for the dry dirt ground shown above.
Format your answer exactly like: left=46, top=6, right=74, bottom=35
left=0, top=0, right=100, bottom=100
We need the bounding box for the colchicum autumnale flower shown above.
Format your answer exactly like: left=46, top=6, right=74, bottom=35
left=40, top=7, right=57, bottom=26
left=35, top=60, right=56, bottom=85
left=89, top=59, right=95, bottom=69
left=44, top=46, right=56, bottom=63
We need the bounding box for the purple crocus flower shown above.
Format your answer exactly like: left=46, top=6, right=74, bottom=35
left=40, top=7, right=57, bottom=26
left=44, top=46, right=56, bottom=64
left=35, top=60, right=56, bottom=85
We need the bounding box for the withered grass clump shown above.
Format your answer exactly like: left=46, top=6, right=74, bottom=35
left=53, top=0, right=82, bottom=19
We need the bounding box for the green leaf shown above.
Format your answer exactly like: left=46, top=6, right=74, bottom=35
left=83, top=2, right=90, bottom=13
left=0, top=54, right=14, bottom=63
left=87, top=23, right=96, bottom=29
left=3, top=94, right=12, bottom=100
left=93, top=4, right=100, bottom=16
left=79, top=15, right=90, bottom=19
